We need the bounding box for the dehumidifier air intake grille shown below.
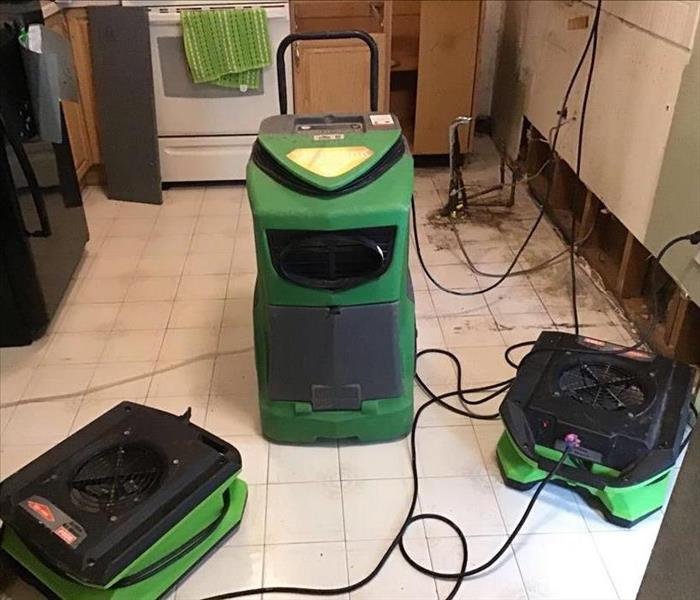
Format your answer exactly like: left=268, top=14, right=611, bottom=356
left=267, top=226, right=396, bottom=290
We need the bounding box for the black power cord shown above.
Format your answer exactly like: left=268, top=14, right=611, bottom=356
left=570, top=0, right=603, bottom=334
left=116, top=490, right=232, bottom=587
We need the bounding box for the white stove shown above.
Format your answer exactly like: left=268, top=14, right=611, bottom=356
left=123, top=0, right=291, bottom=182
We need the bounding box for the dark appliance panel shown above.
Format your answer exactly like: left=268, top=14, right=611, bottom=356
left=0, top=5, right=89, bottom=346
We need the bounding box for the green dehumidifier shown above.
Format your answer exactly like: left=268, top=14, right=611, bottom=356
left=247, top=31, right=415, bottom=443
left=0, top=402, right=248, bottom=599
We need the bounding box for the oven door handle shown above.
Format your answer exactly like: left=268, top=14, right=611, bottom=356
left=148, top=6, right=289, bottom=24
left=0, top=117, right=52, bottom=238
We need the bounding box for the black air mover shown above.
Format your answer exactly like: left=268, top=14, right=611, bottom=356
left=498, top=331, right=697, bottom=527
left=0, top=402, right=248, bottom=599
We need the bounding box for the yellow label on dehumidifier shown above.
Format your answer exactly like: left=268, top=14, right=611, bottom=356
left=286, top=146, right=374, bottom=178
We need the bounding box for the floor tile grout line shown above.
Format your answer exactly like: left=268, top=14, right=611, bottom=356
left=408, top=406, right=438, bottom=599
left=508, top=536, right=533, bottom=600
left=481, top=462, right=531, bottom=600
left=65, top=391, right=89, bottom=436
left=1, top=353, right=37, bottom=408
left=71, top=187, right=157, bottom=420
left=138, top=188, right=202, bottom=400
left=150, top=191, right=200, bottom=375
left=422, top=536, right=442, bottom=600
left=265, top=475, right=423, bottom=487
left=100, top=208, right=165, bottom=399
left=204, top=186, right=251, bottom=431
left=260, top=314, right=272, bottom=590
left=223, top=190, right=248, bottom=296
left=259, top=450, right=271, bottom=595
left=589, top=531, right=625, bottom=600
left=335, top=441, right=353, bottom=597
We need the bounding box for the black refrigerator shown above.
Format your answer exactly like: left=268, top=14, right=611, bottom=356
left=0, top=1, right=89, bottom=347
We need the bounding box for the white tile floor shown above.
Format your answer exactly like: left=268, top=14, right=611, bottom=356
left=0, top=141, right=671, bottom=600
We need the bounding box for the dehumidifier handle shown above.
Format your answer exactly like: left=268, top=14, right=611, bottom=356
left=276, top=30, right=379, bottom=115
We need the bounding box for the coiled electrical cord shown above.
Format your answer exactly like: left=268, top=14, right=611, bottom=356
left=200, top=353, right=573, bottom=600
left=399, top=444, right=571, bottom=583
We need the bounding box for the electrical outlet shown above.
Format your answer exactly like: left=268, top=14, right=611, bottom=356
left=695, top=249, right=700, bottom=266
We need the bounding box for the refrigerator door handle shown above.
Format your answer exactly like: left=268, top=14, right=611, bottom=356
left=0, top=118, right=52, bottom=238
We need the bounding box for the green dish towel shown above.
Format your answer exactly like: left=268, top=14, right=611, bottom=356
left=181, top=8, right=271, bottom=90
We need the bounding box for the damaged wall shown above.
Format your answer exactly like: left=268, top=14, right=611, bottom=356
left=492, top=0, right=699, bottom=303
left=645, top=20, right=700, bottom=305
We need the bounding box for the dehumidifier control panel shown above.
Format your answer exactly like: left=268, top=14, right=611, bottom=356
left=295, top=116, right=365, bottom=135
left=259, top=113, right=400, bottom=136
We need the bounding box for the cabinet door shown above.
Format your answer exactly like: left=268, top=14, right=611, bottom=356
left=44, top=13, right=91, bottom=180
left=413, top=0, right=481, bottom=155
left=65, top=9, right=101, bottom=164
left=293, top=34, right=387, bottom=114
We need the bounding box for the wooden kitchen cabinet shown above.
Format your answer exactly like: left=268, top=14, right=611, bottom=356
left=65, top=9, right=101, bottom=165
left=413, top=0, right=481, bottom=154
left=291, top=1, right=392, bottom=113
left=293, top=35, right=388, bottom=114
left=44, top=12, right=92, bottom=181
left=390, top=0, right=481, bottom=154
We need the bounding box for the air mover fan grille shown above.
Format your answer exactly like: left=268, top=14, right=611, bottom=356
left=500, top=332, right=694, bottom=473
left=69, top=444, right=163, bottom=514
left=558, top=362, right=646, bottom=411
left=267, top=226, right=395, bottom=290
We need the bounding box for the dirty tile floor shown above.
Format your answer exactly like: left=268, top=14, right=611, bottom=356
left=0, top=137, right=672, bottom=599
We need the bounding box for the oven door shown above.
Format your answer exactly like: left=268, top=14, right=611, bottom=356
left=148, top=3, right=290, bottom=137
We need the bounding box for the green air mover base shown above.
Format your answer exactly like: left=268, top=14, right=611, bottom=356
left=0, top=478, right=248, bottom=600
left=496, top=431, right=671, bottom=528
